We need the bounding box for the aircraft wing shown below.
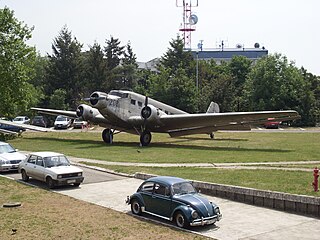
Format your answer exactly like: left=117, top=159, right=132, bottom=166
left=31, top=108, right=78, bottom=118
left=156, top=110, right=300, bottom=136
left=0, top=119, right=54, bottom=132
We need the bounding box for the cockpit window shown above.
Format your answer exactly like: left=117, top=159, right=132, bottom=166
left=109, top=91, right=128, bottom=98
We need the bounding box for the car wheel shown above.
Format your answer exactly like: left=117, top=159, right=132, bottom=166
left=131, top=199, right=142, bottom=215
left=46, top=177, right=55, bottom=189
left=21, top=170, right=29, bottom=182
left=174, top=211, right=189, bottom=228
left=74, top=183, right=80, bottom=187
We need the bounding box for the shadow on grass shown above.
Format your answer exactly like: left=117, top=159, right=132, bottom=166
left=176, top=136, right=249, bottom=142
left=25, top=137, right=291, bottom=153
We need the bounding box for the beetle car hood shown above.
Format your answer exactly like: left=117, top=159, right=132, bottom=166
left=0, top=152, right=26, bottom=161
left=48, top=165, right=82, bottom=174
left=173, top=193, right=214, bottom=217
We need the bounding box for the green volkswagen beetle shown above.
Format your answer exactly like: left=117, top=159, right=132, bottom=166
left=126, top=176, right=222, bottom=228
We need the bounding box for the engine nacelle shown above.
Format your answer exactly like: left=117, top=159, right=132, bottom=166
left=89, top=91, right=108, bottom=109
left=141, top=105, right=163, bottom=123
left=76, top=104, right=100, bottom=121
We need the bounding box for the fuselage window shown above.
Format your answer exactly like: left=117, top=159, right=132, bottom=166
left=165, top=110, right=168, bottom=114
left=138, top=101, right=142, bottom=107
left=131, top=99, right=136, bottom=105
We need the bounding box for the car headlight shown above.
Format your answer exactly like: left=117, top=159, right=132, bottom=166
left=77, top=172, right=82, bottom=176
left=57, top=175, right=62, bottom=179
left=214, top=207, right=220, bottom=215
left=191, top=210, right=199, bottom=219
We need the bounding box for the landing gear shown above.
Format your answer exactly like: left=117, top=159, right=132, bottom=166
left=140, top=130, right=152, bottom=146
left=102, top=128, right=113, bottom=144
left=209, top=133, right=214, bottom=139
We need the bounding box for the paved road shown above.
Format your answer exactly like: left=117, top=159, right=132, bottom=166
left=3, top=168, right=320, bottom=240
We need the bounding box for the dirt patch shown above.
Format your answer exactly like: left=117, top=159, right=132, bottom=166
left=0, top=177, right=209, bottom=240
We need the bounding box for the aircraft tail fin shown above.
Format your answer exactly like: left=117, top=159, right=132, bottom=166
left=206, top=102, right=220, bottom=113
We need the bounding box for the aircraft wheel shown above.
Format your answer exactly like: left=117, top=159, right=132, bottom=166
left=102, top=129, right=113, bottom=144
left=210, top=133, right=214, bottom=139
left=140, top=130, right=152, bottom=146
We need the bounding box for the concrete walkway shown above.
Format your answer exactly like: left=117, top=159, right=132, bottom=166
left=69, top=156, right=320, bottom=172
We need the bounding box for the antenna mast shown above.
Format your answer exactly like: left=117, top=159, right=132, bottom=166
left=176, top=0, right=199, bottom=50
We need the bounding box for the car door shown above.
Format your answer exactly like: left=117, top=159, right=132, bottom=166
left=139, top=181, right=154, bottom=212
left=150, top=183, right=172, bottom=218
left=23, top=155, right=37, bottom=178
left=33, top=157, right=46, bottom=181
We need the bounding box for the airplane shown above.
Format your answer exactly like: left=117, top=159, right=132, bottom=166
left=24, top=89, right=301, bottom=146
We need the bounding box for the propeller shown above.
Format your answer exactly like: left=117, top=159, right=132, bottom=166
left=141, top=96, right=152, bottom=131
left=76, top=106, right=84, bottom=118
left=83, top=93, right=106, bottom=106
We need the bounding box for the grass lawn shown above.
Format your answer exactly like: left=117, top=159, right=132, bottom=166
left=8, top=131, right=320, bottom=164
left=0, top=177, right=208, bottom=240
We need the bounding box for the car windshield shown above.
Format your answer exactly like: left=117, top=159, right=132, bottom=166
left=172, top=182, right=196, bottom=195
left=0, top=144, right=16, bottom=154
left=44, top=155, right=70, bottom=168
left=14, top=117, right=24, bottom=121
left=56, top=116, right=67, bottom=121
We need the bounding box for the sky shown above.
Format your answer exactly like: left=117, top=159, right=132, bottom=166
left=1, top=0, right=319, bottom=75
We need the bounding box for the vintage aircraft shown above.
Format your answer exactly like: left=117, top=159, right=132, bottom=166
left=27, top=89, right=300, bottom=146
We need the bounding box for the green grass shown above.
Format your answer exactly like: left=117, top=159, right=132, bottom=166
left=81, top=162, right=320, bottom=197
left=9, top=131, right=320, bottom=164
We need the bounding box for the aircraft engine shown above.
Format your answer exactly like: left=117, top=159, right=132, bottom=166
left=76, top=104, right=99, bottom=121
left=89, top=91, right=108, bottom=108
left=141, top=105, right=161, bottom=123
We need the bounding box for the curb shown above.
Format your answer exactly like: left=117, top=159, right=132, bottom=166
left=134, top=172, right=320, bottom=218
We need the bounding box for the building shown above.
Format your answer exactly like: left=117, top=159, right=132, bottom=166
left=191, top=47, right=268, bottom=64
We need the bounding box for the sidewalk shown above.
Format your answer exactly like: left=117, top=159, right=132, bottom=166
left=69, top=156, right=320, bottom=172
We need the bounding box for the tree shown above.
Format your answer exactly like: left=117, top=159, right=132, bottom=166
left=0, top=7, right=38, bottom=117
left=103, top=36, right=125, bottom=90
left=229, top=56, right=253, bottom=111
left=159, top=36, right=194, bottom=76
left=82, top=42, right=107, bottom=95
left=46, top=26, right=83, bottom=109
left=120, top=42, right=138, bottom=89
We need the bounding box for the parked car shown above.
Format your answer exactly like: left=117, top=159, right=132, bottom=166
left=0, top=142, right=26, bottom=172
left=0, top=122, right=25, bottom=133
left=18, top=152, right=84, bottom=188
left=12, top=116, right=30, bottom=124
left=54, top=115, right=72, bottom=129
left=73, top=118, right=88, bottom=129
left=32, top=115, right=51, bottom=128
left=264, top=118, right=280, bottom=129
left=126, top=176, right=222, bottom=228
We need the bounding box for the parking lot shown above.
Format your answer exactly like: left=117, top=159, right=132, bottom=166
left=3, top=166, right=320, bottom=240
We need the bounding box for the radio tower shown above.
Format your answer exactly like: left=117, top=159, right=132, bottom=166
left=176, top=0, right=199, bottom=50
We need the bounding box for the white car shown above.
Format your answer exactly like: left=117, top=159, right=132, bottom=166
left=0, top=142, right=26, bottom=172
left=18, top=152, right=84, bottom=188
left=73, top=118, right=88, bottom=129
left=54, top=115, right=72, bottom=129
left=12, top=116, right=30, bottom=124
